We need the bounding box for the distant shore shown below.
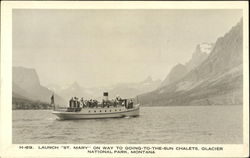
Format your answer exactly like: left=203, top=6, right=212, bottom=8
left=13, top=108, right=52, bottom=110
left=12, top=103, right=53, bottom=110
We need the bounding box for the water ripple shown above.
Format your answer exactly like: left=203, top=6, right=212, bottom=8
left=12, top=106, right=243, bottom=144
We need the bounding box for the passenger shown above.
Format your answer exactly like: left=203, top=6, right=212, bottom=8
left=94, top=100, right=97, bottom=107
left=102, top=99, right=106, bottom=108
left=124, top=99, right=128, bottom=108
left=69, top=97, right=74, bottom=108
left=116, top=95, right=119, bottom=100
left=84, top=100, right=86, bottom=108
left=94, top=100, right=97, bottom=108
left=111, top=99, right=115, bottom=107
left=129, top=99, right=133, bottom=108
left=76, top=98, right=80, bottom=108
left=72, top=97, right=76, bottom=108
left=74, top=97, right=77, bottom=108
left=80, top=97, right=84, bottom=108
left=87, top=99, right=90, bottom=107
left=93, top=100, right=96, bottom=107
left=119, top=97, right=123, bottom=105
left=90, top=99, right=93, bottom=108
left=76, top=97, right=79, bottom=108
left=86, top=100, right=90, bottom=108
left=69, top=98, right=71, bottom=108
left=116, top=95, right=121, bottom=104
left=114, top=99, right=118, bottom=107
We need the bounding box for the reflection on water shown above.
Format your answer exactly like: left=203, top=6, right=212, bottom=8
left=13, top=106, right=242, bottom=144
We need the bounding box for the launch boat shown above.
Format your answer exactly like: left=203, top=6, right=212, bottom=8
left=51, top=92, right=140, bottom=120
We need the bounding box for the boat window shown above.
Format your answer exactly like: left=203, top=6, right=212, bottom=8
left=100, top=110, right=101, bottom=112
left=115, top=109, right=117, bottom=111
left=119, top=109, right=121, bottom=111
left=110, top=110, right=112, bottom=112
left=89, top=110, right=91, bottom=113
left=105, top=110, right=106, bottom=112
left=94, top=110, right=96, bottom=112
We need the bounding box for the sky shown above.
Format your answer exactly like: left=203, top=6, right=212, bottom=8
left=13, top=9, right=242, bottom=87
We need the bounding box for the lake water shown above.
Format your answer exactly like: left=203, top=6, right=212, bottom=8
left=13, top=106, right=242, bottom=144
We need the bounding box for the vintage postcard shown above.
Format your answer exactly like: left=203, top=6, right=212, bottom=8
left=0, top=1, right=249, bottom=157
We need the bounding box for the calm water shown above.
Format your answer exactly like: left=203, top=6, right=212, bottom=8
left=13, top=106, right=242, bottom=144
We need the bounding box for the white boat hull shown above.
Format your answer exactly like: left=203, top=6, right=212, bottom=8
left=52, top=104, right=140, bottom=120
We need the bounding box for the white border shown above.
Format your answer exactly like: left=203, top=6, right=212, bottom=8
left=0, top=1, right=249, bottom=157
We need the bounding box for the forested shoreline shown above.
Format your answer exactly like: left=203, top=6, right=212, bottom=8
left=12, top=97, right=52, bottom=110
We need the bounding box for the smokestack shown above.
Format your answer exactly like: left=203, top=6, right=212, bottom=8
left=103, top=92, right=108, bottom=101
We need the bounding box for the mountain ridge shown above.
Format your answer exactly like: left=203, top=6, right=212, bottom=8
left=161, top=42, right=213, bottom=87
left=12, top=66, right=66, bottom=105
left=47, top=76, right=161, bottom=101
left=138, top=19, right=243, bottom=106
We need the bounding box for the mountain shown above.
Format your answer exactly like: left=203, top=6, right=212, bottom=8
left=142, top=76, right=153, bottom=83
left=137, top=76, right=162, bottom=94
left=12, top=67, right=66, bottom=105
left=186, top=43, right=213, bottom=71
left=108, top=86, right=141, bottom=99
left=138, top=19, right=243, bottom=106
left=48, top=76, right=161, bottom=101
left=161, top=64, right=188, bottom=87
left=161, top=43, right=213, bottom=87
left=49, top=82, right=94, bottom=101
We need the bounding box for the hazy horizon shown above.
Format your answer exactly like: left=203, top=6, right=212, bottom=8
left=13, top=9, right=242, bottom=87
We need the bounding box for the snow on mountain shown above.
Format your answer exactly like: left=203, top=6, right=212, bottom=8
left=199, top=42, right=214, bottom=54
left=185, top=43, right=214, bottom=71
left=161, top=42, right=213, bottom=87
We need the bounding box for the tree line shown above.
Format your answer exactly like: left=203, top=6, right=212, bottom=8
left=12, top=97, right=52, bottom=110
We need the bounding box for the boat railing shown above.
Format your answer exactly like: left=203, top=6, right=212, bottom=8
left=54, top=107, right=68, bottom=112
left=66, top=107, right=82, bottom=112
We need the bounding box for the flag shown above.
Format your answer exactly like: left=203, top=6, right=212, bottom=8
left=51, top=94, right=54, bottom=105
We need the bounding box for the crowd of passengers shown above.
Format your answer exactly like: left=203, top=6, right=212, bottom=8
left=67, top=96, right=134, bottom=111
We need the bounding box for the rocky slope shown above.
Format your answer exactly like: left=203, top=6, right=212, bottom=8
left=185, top=43, right=213, bottom=71
left=161, top=43, right=213, bottom=87
left=138, top=19, right=243, bottom=106
left=12, top=67, right=66, bottom=105
left=161, top=64, right=188, bottom=87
